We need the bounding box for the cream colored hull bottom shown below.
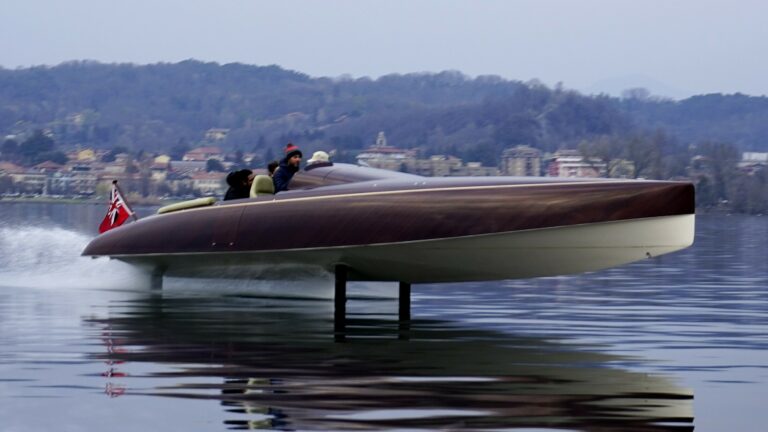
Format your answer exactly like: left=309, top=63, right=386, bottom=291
left=120, top=214, right=695, bottom=283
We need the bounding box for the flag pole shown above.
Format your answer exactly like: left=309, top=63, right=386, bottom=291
left=113, top=180, right=139, bottom=221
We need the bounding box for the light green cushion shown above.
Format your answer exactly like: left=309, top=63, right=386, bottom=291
left=250, top=174, right=275, bottom=197
left=157, top=197, right=216, bottom=214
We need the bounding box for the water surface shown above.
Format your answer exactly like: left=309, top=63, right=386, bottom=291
left=0, top=203, right=766, bottom=431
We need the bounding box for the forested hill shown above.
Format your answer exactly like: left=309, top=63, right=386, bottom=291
left=1, top=60, right=767, bottom=165
left=621, top=93, right=768, bottom=152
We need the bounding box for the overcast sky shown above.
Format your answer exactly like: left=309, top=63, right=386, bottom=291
left=1, top=0, right=766, bottom=98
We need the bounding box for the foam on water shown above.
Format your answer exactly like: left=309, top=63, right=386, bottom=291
left=161, top=272, right=398, bottom=300
left=161, top=273, right=336, bottom=299
left=0, top=225, right=397, bottom=298
left=0, top=226, right=148, bottom=290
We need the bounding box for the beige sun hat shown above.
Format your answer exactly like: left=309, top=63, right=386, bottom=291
left=307, top=151, right=330, bottom=164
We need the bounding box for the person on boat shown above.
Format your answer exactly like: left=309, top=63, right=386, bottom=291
left=267, top=160, right=279, bottom=177
left=223, top=169, right=254, bottom=200
left=272, top=143, right=302, bottom=193
left=305, top=151, right=333, bottom=171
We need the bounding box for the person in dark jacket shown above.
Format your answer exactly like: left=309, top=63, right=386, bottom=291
left=272, top=143, right=302, bottom=193
left=223, top=169, right=253, bottom=200
left=267, top=160, right=279, bottom=177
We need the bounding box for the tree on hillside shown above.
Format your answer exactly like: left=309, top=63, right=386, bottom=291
left=696, top=141, right=740, bottom=202
left=493, top=114, right=541, bottom=150
left=0, top=175, right=13, bottom=193
left=19, top=130, right=55, bottom=165
left=625, top=130, right=671, bottom=179
left=101, top=146, right=129, bottom=162
left=248, top=152, right=265, bottom=170
left=695, top=176, right=716, bottom=208
left=729, top=169, right=768, bottom=214
left=170, top=139, right=190, bottom=160
left=578, top=135, right=623, bottom=176
left=263, top=147, right=275, bottom=164
left=466, top=140, right=501, bottom=167
left=206, top=158, right=226, bottom=172
left=37, top=151, right=68, bottom=165
left=622, top=87, right=651, bottom=101
left=1, top=139, right=19, bottom=161
left=228, top=149, right=244, bottom=167
left=254, top=135, right=266, bottom=151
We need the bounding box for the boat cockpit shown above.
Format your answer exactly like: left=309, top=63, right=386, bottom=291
left=155, top=163, right=417, bottom=215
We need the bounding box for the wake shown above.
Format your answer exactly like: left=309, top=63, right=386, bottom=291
left=0, top=226, right=146, bottom=290
left=0, top=225, right=396, bottom=299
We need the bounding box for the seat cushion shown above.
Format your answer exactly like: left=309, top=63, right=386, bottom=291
left=250, top=174, right=275, bottom=197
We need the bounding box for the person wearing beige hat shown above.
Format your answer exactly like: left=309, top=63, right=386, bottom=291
left=305, top=150, right=333, bottom=171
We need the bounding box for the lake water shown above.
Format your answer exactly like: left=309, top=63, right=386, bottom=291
left=0, top=203, right=766, bottom=431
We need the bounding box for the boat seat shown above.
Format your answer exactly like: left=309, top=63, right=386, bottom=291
left=250, top=174, right=274, bottom=197
left=157, top=196, right=216, bottom=214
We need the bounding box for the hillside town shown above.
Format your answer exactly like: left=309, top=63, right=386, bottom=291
left=1, top=130, right=766, bottom=208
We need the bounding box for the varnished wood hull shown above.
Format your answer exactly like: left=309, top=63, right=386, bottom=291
left=83, top=166, right=695, bottom=282
left=106, top=214, right=694, bottom=282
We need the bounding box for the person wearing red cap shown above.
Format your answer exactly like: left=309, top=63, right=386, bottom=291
left=272, top=143, right=303, bottom=192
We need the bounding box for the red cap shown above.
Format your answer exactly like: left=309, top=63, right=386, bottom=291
left=285, top=143, right=299, bottom=154
left=284, top=143, right=302, bottom=158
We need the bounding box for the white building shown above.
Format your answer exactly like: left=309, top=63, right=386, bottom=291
left=190, top=172, right=226, bottom=196
left=739, top=152, right=768, bottom=175
left=356, top=132, right=415, bottom=171
left=742, top=152, right=768, bottom=163
left=547, top=149, right=606, bottom=178
left=501, top=145, right=541, bottom=176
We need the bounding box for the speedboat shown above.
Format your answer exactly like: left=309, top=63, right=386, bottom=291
left=82, top=163, right=695, bottom=284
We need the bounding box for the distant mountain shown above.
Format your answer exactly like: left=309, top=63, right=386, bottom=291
left=1, top=60, right=767, bottom=164
left=583, top=74, right=692, bottom=100
left=621, top=93, right=768, bottom=151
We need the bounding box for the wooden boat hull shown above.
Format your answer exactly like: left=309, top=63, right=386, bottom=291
left=83, top=168, right=695, bottom=282
left=106, top=214, right=693, bottom=283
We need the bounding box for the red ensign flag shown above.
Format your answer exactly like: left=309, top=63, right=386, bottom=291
left=99, top=181, right=134, bottom=233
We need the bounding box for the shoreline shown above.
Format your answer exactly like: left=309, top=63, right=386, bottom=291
left=0, top=196, right=168, bottom=206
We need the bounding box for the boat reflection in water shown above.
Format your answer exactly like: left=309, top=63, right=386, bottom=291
left=88, top=289, right=694, bottom=431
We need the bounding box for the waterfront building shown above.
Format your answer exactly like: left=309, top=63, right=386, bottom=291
left=150, top=161, right=170, bottom=182
left=411, top=155, right=464, bottom=176
left=154, top=155, right=171, bottom=164
left=741, top=152, right=768, bottom=163
left=189, top=172, right=227, bottom=196
left=607, top=159, right=636, bottom=179
left=356, top=132, right=415, bottom=171
left=205, top=128, right=230, bottom=141
left=739, top=152, right=768, bottom=175
left=501, top=145, right=541, bottom=176
left=75, top=149, right=97, bottom=162
left=463, top=162, right=499, bottom=176
left=547, top=149, right=606, bottom=178
left=183, top=146, right=224, bottom=162
left=33, top=161, right=64, bottom=173
left=9, top=170, right=46, bottom=194
left=0, top=162, right=23, bottom=175
left=47, top=170, right=97, bottom=196
left=170, top=160, right=207, bottom=174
